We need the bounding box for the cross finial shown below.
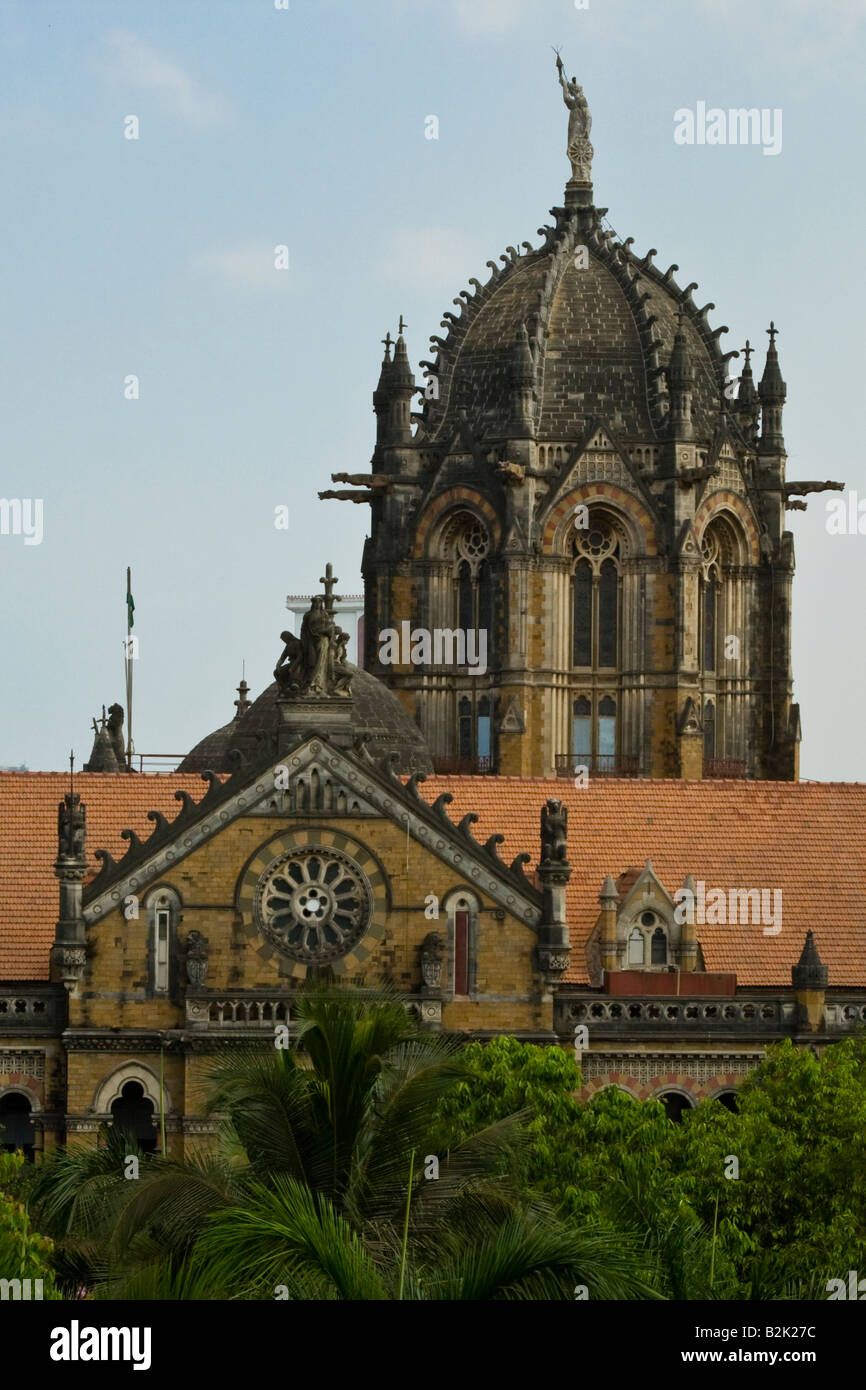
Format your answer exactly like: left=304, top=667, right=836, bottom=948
left=398, top=314, right=407, bottom=336
left=767, top=321, right=778, bottom=346
left=381, top=331, right=393, bottom=360
left=743, top=338, right=752, bottom=366
left=319, top=562, right=341, bottom=611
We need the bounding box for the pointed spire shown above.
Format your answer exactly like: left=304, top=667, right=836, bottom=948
left=666, top=309, right=695, bottom=439
left=234, top=677, right=251, bottom=719
left=599, top=874, right=619, bottom=907
left=373, top=325, right=415, bottom=447
left=735, top=338, right=759, bottom=433
left=391, top=326, right=415, bottom=389
left=792, top=930, right=828, bottom=990
left=759, top=321, right=787, bottom=452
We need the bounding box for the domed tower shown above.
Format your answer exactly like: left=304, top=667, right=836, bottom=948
left=324, top=62, right=840, bottom=781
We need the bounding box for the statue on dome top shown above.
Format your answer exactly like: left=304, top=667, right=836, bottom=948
left=555, top=50, right=593, bottom=185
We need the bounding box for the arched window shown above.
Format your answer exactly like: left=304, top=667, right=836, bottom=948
left=573, top=695, right=617, bottom=770
left=573, top=561, right=592, bottom=666
left=458, top=697, right=472, bottom=760
left=572, top=518, right=621, bottom=670
left=573, top=696, right=591, bottom=762
left=0, top=1092, right=35, bottom=1161
left=477, top=697, right=491, bottom=766
left=651, top=926, right=667, bottom=965
left=446, top=515, right=494, bottom=662
left=110, top=1080, right=157, bottom=1153
left=658, top=1091, right=695, bottom=1124
left=628, top=928, right=645, bottom=965
left=598, top=696, right=616, bottom=765
left=146, top=887, right=180, bottom=996
left=703, top=573, right=717, bottom=671
left=703, top=701, right=715, bottom=761
left=446, top=891, right=479, bottom=998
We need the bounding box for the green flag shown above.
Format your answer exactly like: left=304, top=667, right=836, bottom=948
left=126, top=580, right=135, bottom=629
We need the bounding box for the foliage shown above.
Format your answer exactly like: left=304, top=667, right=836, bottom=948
left=0, top=1151, right=60, bottom=1295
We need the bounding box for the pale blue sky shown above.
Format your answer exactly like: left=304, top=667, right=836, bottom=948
left=1, top=0, right=864, bottom=778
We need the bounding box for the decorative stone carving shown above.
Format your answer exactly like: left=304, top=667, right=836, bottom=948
left=185, top=931, right=208, bottom=988
left=273, top=564, right=353, bottom=698
left=57, top=795, right=86, bottom=860
left=540, top=799, right=568, bottom=864
left=254, top=846, right=372, bottom=964
left=555, top=53, right=593, bottom=184
left=420, top=931, right=443, bottom=991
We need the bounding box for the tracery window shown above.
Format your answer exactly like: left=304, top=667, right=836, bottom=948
left=448, top=516, right=493, bottom=649
left=573, top=520, right=620, bottom=669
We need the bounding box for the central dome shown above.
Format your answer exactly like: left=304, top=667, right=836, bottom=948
left=178, top=665, right=433, bottom=776
left=414, top=198, right=731, bottom=447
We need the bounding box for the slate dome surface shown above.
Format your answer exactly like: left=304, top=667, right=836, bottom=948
left=178, top=665, right=433, bottom=776
left=415, top=196, right=732, bottom=446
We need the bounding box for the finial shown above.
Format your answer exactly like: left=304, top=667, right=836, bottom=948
left=398, top=314, right=407, bottom=337
left=743, top=339, right=752, bottom=367
left=767, top=321, right=778, bottom=346
left=69, top=749, right=75, bottom=796
left=234, top=677, right=251, bottom=719
left=381, top=331, right=393, bottom=361
left=319, top=562, right=341, bottom=611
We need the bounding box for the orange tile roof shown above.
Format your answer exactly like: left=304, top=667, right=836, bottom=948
left=2, top=771, right=865, bottom=989
left=0, top=772, right=206, bottom=980
left=412, top=778, right=866, bottom=988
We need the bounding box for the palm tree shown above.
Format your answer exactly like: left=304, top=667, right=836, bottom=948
left=33, top=986, right=663, bottom=1300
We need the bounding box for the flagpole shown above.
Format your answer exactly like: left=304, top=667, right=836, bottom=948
left=125, top=566, right=133, bottom=772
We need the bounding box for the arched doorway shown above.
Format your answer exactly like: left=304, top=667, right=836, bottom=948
left=716, top=1090, right=739, bottom=1113
left=0, top=1091, right=35, bottom=1161
left=110, top=1080, right=157, bottom=1153
left=658, top=1090, right=695, bottom=1123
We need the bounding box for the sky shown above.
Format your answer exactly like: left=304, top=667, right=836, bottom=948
left=1, top=0, right=864, bottom=779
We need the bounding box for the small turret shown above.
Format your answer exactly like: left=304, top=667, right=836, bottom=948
left=792, top=930, right=827, bottom=1033
left=373, top=320, right=416, bottom=448
left=509, top=322, right=537, bottom=438
left=758, top=321, right=786, bottom=453
left=666, top=310, right=695, bottom=440
left=734, top=339, right=760, bottom=438
left=50, top=756, right=88, bottom=993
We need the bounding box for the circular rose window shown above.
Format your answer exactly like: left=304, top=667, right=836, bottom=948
left=254, top=847, right=373, bottom=964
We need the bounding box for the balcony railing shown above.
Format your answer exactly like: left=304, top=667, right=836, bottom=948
left=432, top=756, right=493, bottom=775
left=555, top=754, right=641, bottom=778
left=704, top=758, right=747, bottom=779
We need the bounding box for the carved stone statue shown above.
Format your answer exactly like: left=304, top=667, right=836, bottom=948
left=420, top=931, right=443, bottom=991
left=556, top=53, right=593, bottom=184
left=58, top=794, right=86, bottom=859
left=185, top=931, right=208, bottom=988
left=540, top=798, right=568, bottom=864
left=274, top=592, right=353, bottom=699
left=106, top=703, right=126, bottom=765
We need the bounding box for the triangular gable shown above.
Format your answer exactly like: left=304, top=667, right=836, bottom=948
left=82, top=738, right=542, bottom=930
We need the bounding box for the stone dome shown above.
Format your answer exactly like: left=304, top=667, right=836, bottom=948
left=178, top=664, right=433, bottom=776
left=415, top=194, right=732, bottom=446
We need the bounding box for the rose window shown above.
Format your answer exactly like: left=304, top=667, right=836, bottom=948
left=254, top=847, right=373, bottom=963
left=574, top=520, right=618, bottom=565
left=456, top=524, right=490, bottom=564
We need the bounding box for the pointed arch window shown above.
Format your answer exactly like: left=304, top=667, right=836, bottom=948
left=703, top=701, right=716, bottom=761
left=572, top=519, right=620, bottom=670
left=445, top=515, right=494, bottom=665
left=146, top=887, right=180, bottom=997
left=703, top=572, right=717, bottom=672
left=651, top=927, right=668, bottom=965
left=628, top=928, right=645, bottom=965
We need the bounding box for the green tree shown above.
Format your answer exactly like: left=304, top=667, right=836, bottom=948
left=0, top=1152, right=60, bottom=1297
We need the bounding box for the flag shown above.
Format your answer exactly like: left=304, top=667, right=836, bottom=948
left=126, top=571, right=135, bottom=629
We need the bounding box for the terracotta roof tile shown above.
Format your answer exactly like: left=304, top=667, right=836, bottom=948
left=2, top=772, right=865, bottom=990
